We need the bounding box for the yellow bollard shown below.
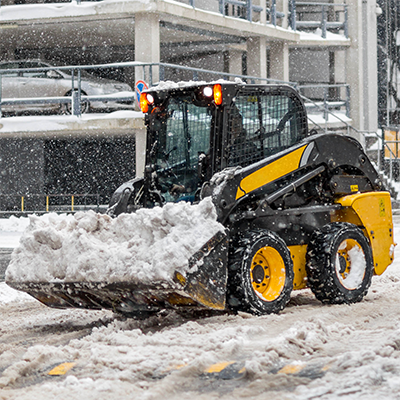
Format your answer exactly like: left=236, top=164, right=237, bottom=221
left=21, top=196, right=24, bottom=212
left=71, top=195, right=74, bottom=212
left=46, top=196, right=49, bottom=213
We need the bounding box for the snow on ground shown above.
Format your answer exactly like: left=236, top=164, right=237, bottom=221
left=1, top=216, right=400, bottom=399
left=0, top=216, right=29, bottom=248
left=0, top=282, right=32, bottom=304
left=0, top=216, right=29, bottom=232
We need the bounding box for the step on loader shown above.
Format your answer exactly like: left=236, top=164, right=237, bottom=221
left=7, top=82, right=395, bottom=316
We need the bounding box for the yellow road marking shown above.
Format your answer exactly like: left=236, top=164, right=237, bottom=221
left=205, top=361, right=236, bottom=373
left=278, top=364, right=305, bottom=375
left=48, top=362, right=76, bottom=376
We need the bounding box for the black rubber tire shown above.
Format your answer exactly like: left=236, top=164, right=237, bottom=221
left=306, top=222, right=374, bottom=304
left=227, top=229, right=294, bottom=315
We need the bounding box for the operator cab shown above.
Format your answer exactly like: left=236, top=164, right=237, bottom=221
left=141, top=83, right=308, bottom=204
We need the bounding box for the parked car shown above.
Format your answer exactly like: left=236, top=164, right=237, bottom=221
left=0, top=60, right=135, bottom=114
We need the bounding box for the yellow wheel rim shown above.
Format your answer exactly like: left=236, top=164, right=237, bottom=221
left=335, top=239, right=366, bottom=290
left=250, top=246, right=286, bottom=301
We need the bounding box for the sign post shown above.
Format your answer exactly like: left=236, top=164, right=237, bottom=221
left=135, top=80, right=149, bottom=109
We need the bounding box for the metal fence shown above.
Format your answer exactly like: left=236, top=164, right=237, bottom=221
left=298, top=83, right=350, bottom=118
left=0, top=61, right=140, bottom=118
left=0, top=193, right=103, bottom=214
left=0, top=60, right=350, bottom=119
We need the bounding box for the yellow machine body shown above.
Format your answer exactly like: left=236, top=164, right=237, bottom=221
left=332, top=192, right=395, bottom=275
left=290, top=191, right=395, bottom=291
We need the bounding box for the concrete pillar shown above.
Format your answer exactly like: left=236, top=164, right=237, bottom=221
left=276, top=0, right=289, bottom=29
left=246, top=37, right=267, bottom=79
left=346, top=0, right=364, bottom=139
left=253, top=0, right=266, bottom=24
left=228, top=49, right=244, bottom=76
left=135, top=128, right=147, bottom=178
left=269, top=41, right=289, bottom=82
left=134, top=13, right=160, bottom=86
left=362, top=0, right=379, bottom=133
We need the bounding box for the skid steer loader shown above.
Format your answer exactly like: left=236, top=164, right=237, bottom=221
left=7, top=82, right=395, bottom=316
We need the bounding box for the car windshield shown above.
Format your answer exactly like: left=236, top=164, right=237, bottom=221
left=149, top=94, right=213, bottom=203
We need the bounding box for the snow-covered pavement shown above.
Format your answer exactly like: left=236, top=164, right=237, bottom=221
left=1, top=215, right=400, bottom=399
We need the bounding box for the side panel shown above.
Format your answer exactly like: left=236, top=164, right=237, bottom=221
left=236, top=145, right=308, bottom=199
left=332, top=192, right=395, bottom=275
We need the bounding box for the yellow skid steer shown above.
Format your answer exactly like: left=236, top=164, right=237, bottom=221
left=7, top=82, right=395, bottom=316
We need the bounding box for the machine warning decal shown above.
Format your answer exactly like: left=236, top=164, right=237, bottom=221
left=379, top=198, right=386, bottom=217
left=350, top=185, right=359, bottom=192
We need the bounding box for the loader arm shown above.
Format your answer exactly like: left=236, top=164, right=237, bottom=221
left=207, top=133, right=383, bottom=227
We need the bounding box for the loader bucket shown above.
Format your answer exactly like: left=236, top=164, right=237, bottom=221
left=6, top=231, right=229, bottom=316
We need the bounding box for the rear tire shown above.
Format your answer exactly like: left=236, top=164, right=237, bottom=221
left=306, top=222, right=374, bottom=304
left=227, top=230, right=293, bottom=315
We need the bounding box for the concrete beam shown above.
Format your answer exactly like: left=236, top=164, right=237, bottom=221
left=0, top=113, right=145, bottom=139
left=134, top=13, right=160, bottom=84
left=290, top=38, right=350, bottom=49
left=156, top=2, right=300, bottom=42
left=0, top=1, right=300, bottom=43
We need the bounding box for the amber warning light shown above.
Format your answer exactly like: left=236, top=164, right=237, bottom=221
left=213, top=84, right=223, bottom=105
left=140, top=93, right=154, bottom=113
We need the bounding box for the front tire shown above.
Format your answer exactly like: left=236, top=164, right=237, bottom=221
left=306, top=222, right=374, bottom=304
left=227, top=230, right=293, bottom=315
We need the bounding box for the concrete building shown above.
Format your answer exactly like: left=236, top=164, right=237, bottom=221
left=0, top=0, right=382, bottom=211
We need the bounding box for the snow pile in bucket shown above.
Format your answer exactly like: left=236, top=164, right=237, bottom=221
left=5, top=197, right=224, bottom=284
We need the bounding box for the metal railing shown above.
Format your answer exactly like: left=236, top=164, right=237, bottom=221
left=298, top=83, right=350, bottom=118
left=219, top=0, right=263, bottom=22
left=0, top=61, right=141, bottom=118
left=0, top=60, right=350, bottom=120
left=0, top=61, right=295, bottom=118
left=290, top=1, right=348, bottom=38
left=266, top=0, right=285, bottom=26
left=0, top=0, right=348, bottom=38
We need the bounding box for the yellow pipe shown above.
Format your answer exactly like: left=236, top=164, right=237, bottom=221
left=71, top=195, right=74, bottom=212
left=46, top=196, right=49, bottom=213
left=21, top=196, right=24, bottom=212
